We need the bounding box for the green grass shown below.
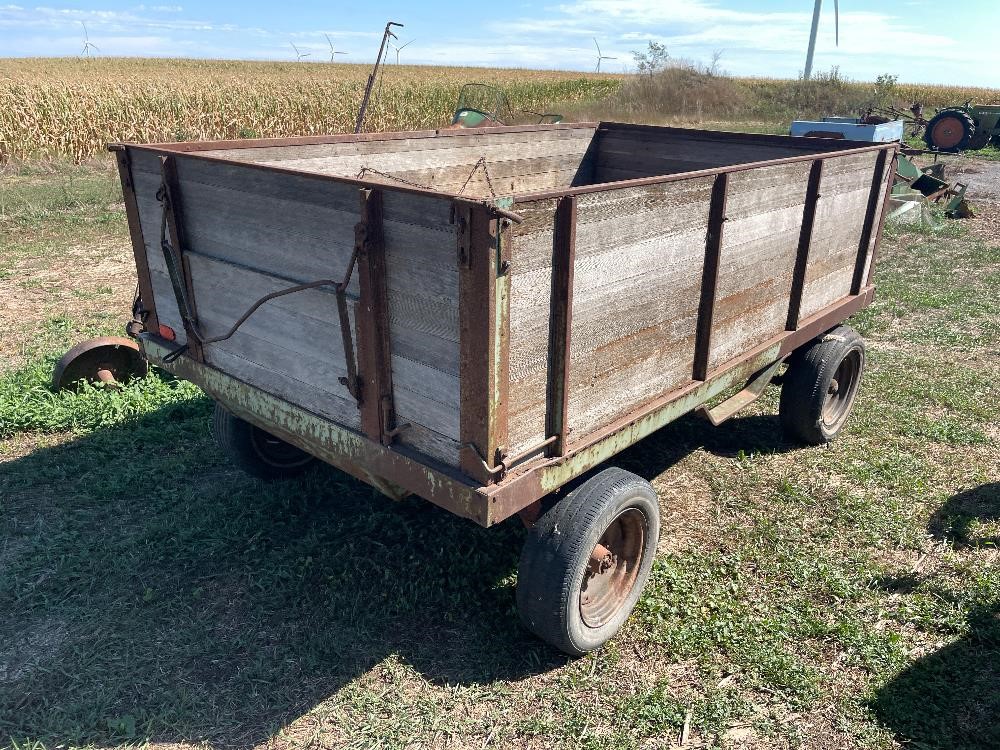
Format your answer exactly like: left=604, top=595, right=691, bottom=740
left=1, top=161, right=999, bottom=750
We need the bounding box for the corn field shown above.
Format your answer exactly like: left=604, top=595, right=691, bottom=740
left=0, top=58, right=622, bottom=163
left=3, top=57, right=998, bottom=163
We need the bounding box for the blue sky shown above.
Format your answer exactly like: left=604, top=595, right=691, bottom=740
left=1, top=1, right=997, bottom=86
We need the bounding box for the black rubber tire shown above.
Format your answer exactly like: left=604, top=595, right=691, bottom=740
left=779, top=325, right=866, bottom=446
left=923, top=109, right=976, bottom=152
left=211, top=402, right=315, bottom=480
left=991, top=134, right=1000, bottom=149
left=516, top=467, right=660, bottom=656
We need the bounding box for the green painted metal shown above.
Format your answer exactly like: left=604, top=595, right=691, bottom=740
left=140, top=337, right=490, bottom=523
left=927, top=103, right=1000, bottom=150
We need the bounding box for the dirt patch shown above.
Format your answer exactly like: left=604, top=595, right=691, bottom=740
left=0, top=238, right=135, bottom=371
left=653, top=457, right=721, bottom=555
left=948, top=158, right=1000, bottom=201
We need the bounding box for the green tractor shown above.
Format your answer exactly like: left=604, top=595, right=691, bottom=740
left=448, top=83, right=563, bottom=129
left=923, top=101, right=1000, bottom=152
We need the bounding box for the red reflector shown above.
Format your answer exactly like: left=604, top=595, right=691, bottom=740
left=158, top=324, right=177, bottom=341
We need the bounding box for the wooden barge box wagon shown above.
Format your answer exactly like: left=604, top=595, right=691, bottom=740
left=112, top=122, right=897, bottom=654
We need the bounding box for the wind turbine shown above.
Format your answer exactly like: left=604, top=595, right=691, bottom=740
left=593, top=38, right=616, bottom=73
left=325, top=34, right=348, bottom=62
left=290, top=42, right=310, bottom=62
left=389, top=38, right=414, bottom=64
left=803, top=0, right=839, bottom=80
left=81, top=22, right=99, bottom=57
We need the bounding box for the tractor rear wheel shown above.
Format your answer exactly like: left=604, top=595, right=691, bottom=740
left=992, top=134, right=1000, bottom=149
left=924, top=110, right=976, bottom=152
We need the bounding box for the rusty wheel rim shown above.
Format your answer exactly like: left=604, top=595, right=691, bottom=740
left=822, top=349, right=862, bottom=429
left=931, top=116, right=966, bottom=150
left=250, top=429, right=313, bottom=469
left=52, top=336, right=148, bottom=391
left=580, top=508, right=647, bottom=628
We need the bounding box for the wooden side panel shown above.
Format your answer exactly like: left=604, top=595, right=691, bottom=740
left=507, top=198, right=561, bottom=455
left=128, top=149, right=463, bottom=466
left=507, top=178, right=715, bottom=451
left=707, top=161, right=811, bottom=371
left=201, top=127, right=597, bottom=198
left=567, top=179, right=713, bottom=438
left=187, top=251, right=362, bottom=427
left=381, top=191, right=462, bottom=467
left=799, top=151, right=883, bottom=319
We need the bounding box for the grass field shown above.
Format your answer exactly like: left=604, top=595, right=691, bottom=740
left=1, top=128, right=999, bottom=748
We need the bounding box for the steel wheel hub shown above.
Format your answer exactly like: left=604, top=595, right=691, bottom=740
left=580, top=508, right=647, bottom=628
left=52, top=336, right=148, bottom=391
left=931, top=117, right=965, bottom=149
left=822, top=350, right=861, bottom=428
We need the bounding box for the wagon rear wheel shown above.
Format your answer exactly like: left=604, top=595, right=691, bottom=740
left=779, top=325, right=866, bottom=445
left=516, top=468, right=660, bottom=655
left=212, top=402, right=315, bottom=480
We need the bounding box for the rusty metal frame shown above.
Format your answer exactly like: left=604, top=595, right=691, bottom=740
left=865, top=152, right=899, bottom=287
left=787, top=159, right=825, bottom=330
left=546, top=195, right=577, bottom=456
left=353, top=187, right=396, bottom=444
left=852, top=149, right=890, bottom=295
left=158, top=155, right=204, bottom=362
left=693, top=172, right=729, bottom=380
left=110, top=145, right=160, bottom=335
left=457, top=204, right=511, bottom=483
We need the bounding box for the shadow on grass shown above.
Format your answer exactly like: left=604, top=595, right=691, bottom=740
left=0, top=386, right=795, bottom=749
left=872, top=483, right=1000, bottom=750
left=928, top=482, right=1000, bottom=548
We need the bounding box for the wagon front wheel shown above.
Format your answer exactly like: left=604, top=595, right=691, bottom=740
left=212, top=402, right=315, bottom=480
left=516, top=468, right=660, bottom=656
left=780, top=325, right=865, bottom=445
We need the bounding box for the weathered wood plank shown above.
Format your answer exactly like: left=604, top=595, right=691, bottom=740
left=203, top=346, right=361, bottom=428
left=799, top=186, right=871, bottom=318
left=201, top=125, right=596, bottom=164
left=390, top=354, right=460, bottom=412
left=393, top=423, right=461, bottom=468
left=148, top=268, right=188, bottom=344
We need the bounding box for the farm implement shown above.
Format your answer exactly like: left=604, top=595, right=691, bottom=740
left=61, top=121, right=894, bottom=654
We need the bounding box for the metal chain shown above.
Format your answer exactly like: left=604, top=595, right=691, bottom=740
left=458, top=157, right=497, bottom=198
left=355, top=166, right=433, bottom=190
left=357, top=156, right=498, bottom=198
